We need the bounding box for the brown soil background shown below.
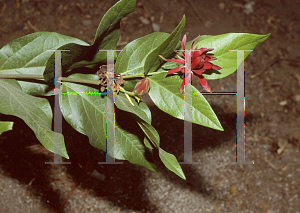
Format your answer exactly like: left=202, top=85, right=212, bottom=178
left=0, top=0, right=300, bottom=212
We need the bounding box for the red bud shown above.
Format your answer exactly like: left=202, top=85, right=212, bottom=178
left=134, top=78, right=150, bottom=96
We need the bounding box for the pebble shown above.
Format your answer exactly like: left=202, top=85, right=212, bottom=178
left=205, top=21, right=212, bottom=28
left=279, top=100, right=287, bottom=106
left=139, top=16, right=150, bottom=25
left=82, top=19, right=92, bottom=26
left=219, top=2, right=225, bottom=10
left=91, top=169, right=106, bottom=181
left=152, top=23, right=160, bottom=32
left=243, top=1, right=255, bottom=14
left=293, top=94, right=300, bottom=102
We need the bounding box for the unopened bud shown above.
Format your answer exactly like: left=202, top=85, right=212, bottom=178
left=133, top=78, right=150, bottom=96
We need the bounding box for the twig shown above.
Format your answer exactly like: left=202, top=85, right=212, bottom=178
left=250, top=56, right=279, bottom=79
left=213, top=203, right=221, bottom=213
left=250, top=57, right=300, bottom=79
left=54, top=160, right=90, bottom=213
left=16, top=0, right=20, bottom=11
left=28, top=0, right=57, bottom=1
left=262, top=155, right=278, bottom=170
left=257, top=135, right=272, bottom=143
left=187, top=0, right=204, bottom=22
left=138, top=2, right=151, bottom=18
left=58, top=19, right=70, bottom=30
left=283, top=58, right=300, bottom=67
left=76, top=3, right=86, bottom=14
left=1, top=2, right=7, bottom=13
left=27, top=20, right=39, bottom=32
left=293, top=73, right=300, bottom=88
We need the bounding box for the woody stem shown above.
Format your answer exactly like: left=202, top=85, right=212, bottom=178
left=0, top=71, right=167, bottom=85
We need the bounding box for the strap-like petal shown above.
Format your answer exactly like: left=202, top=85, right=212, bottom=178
left=192, top=68, right=205, bottom=75
left=212, top=64, right=222, bottom=70
left=198, top=75, right=211, bottom=93
left=174, top=50, right=185, bottom=58
left=159, top=55, right=185, bottom=64
left=204, top=55, right=217, bottom=61
left=180, top=79, right=185, bottom=94
left=180, top=72, right=193, bottom=94
left=191, top=35, right=200, bottom=49
left=166, top=65, right=185, bottom=75
left=182, top=34, right=187, bottom=51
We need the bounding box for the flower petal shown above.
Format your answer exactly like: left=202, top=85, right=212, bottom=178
left=192, top=63, right=204, bottom=69
left=180, top=79, right=185, bottom=94
left=192, top=56, right=201, bottom=67
left=191, top=35, right=200, bottom=50
left=174, top=50, right=185, bottom=58
left=198, top=75, right=211, bottom=93
left=166, top=65, right=185, bottom=75
left=180, top=72, right=193, bottom=94
left=193, top=50, right=201, bottom=58
left=204, top=62, right=212, bottom=69
left=212, top=64, right=222, bottom=70
left=192, top=68, right=205, bottom=75
left=204, top=55, right=217, bottom=62
left=201, top=48, right=214, bottom=54
left=182, top=34, right=187, bottom=51
left=159, top=55, right=185, bottom=64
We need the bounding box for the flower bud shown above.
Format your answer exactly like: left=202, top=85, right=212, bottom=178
left=133, top=78, right=150, bottom=96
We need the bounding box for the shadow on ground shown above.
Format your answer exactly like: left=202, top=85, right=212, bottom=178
left=0, top=101, right=256, bottom=212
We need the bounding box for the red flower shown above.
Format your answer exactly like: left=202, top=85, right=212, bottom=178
left=159, top=34, right=221, bottom=93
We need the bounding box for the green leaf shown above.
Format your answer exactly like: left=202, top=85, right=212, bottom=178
left=115, top=93, right=151, bottom=124
left=114, top=118, right=158, bottom=172
left=60, top=74, right=157, bottom=171
left=193, top=33, right=271, bottom=80
left=148, top=72, right=223, bottom=131
left=159, top=148, right=186, bottom=180
left=122, top=78, right=140, bottom=91
left=134, top=115, right=160, bottom=148
left=60, top=74, right=107, bottom=149
left=44, top=0, right=137, bottom=82
left=114, top=90, right=159, bottom=147
left=115, top=32, right=169, bottom=76
left=0, top=79, right=69, bottom=159
left=93, top=0, right=137, bottom=48
left=0, top=121, right=13, bottom=135
left=134, top=114, right=186, bottom=178
left=144, top=15, right=186, bottom=75
left=143, top=137, right=154, bottom=150
left=43, top=42, right=96, bottom=82
left=66, top=0, right=138, bottom=71
left=0, top=32, right=88, bottom=96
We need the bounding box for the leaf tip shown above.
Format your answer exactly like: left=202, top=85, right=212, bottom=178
left=218, top=124, right=224, bottom=131
left=63, top=153, right=70, bottom=159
